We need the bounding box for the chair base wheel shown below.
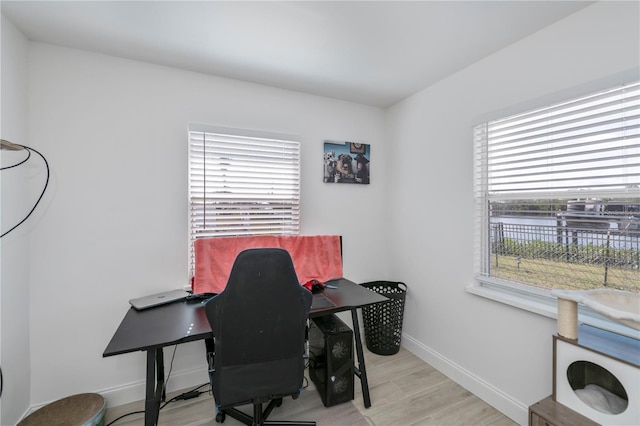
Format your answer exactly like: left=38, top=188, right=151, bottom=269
left=216, top=411, right=226, bottom=423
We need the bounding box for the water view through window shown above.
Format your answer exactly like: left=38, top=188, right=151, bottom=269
left=489, top=199, right=639, bottom=293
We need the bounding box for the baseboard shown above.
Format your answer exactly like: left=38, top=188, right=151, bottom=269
left=401, top=332, right=528, bottom=425
left=95, top=364, right=209, bottom=409
left=23, top=330, right=525, bottom=423
left=17, top=407, right=33, bottom=425
left=20, top=365, right=209, bottom=422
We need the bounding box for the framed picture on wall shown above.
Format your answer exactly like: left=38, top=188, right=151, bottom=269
left=323, top=140, right=370, bottom=184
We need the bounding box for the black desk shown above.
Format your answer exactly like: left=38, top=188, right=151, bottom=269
left=103, top=278, right=388, bottom=426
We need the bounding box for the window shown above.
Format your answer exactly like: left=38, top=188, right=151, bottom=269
left=473, top=82, right=639, bottom=301
left=188, top=126, right=300, bottom=272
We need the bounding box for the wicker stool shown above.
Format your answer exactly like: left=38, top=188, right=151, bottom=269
left=18, top=393, right=106, bottom=426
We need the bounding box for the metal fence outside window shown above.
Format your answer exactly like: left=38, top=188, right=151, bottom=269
left=490, top=221, right=640, bottom=292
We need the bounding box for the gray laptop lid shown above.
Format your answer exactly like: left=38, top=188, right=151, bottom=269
left=129, top=289, right=190, bottom=310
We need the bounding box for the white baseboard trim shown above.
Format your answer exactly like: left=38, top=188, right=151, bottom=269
left=401, top=332, right=528, bottom=426
left=23, top=330, right=526, bottom=423
left=23, top=365, right=209, bottom=419
left=95, top=365, right=209, bottom=410
left=21, top=366, right=209, bottom=423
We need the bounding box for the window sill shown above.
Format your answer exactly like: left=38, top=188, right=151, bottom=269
left=467, top=278, right=640, bottom=340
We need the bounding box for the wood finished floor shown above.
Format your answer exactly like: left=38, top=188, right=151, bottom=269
left=105, top=347, right=518, bottom=426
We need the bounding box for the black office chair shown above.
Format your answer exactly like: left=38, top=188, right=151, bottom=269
left=204, top=248, right=316, bottom=426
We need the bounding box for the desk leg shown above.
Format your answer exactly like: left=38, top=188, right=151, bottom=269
left=145, top=348, right=165, bottom=426
left=351, top=308, right=371, bottom=408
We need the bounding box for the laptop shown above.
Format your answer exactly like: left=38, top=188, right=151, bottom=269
left=129, top=289, right=191, bottom=310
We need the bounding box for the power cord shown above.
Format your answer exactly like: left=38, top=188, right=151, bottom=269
left=302, top=376, right=310, bottom=390
left=105, top=346, right=209, bottom=425
left=105, top=382, right=210, bottom=426
left=0, top=146, right=31, bottom=170
left=162, top=345, right=179, bottom=397
left=104, top=409, right=144, bottom=426
left=0, top=143, right=50, bottom=238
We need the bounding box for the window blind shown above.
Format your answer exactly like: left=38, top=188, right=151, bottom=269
left=474, top=81, right=640, bottom=292
left=188, top=128, right=300, bottom=273
left=477, top=81, right=640, bottom=199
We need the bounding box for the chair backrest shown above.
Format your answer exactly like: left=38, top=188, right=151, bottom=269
left=205, top=248, right=313, bottom=408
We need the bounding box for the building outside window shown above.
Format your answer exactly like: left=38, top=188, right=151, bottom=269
left=473, top=82, right=639, bottom=300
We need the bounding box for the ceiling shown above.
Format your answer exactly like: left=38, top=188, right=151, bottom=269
left=2, top=1, right=594, bottom=108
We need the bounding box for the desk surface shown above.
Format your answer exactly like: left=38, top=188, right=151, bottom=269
left=104, top=278, right=387, bottom=357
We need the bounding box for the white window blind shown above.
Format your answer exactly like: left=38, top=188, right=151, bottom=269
left=189, top=128, right=300, bottom=272
left=474, top=81, right=640, bottom=293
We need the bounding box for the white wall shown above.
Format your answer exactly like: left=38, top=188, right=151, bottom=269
left=25, top=43, right=389, bottom=408
left=1, top=14, right=32, bottom=426
left=4, top=1, right=639, bottom=423
left=386, top=2, right=639, bottom=424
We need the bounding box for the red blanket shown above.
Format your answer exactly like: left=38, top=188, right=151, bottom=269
left=193, top=235, right=343, bottom=294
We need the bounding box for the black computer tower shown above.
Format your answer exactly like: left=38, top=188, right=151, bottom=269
left=308, top=314, right=354, bottom=407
